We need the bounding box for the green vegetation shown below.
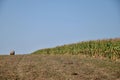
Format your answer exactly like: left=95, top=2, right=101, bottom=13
left=32, top=38, right=120, bottom=60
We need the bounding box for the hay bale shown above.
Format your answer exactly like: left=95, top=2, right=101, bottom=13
left=10, top=50, right=15, bottom=55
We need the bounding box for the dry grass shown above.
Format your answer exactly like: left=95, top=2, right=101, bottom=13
left=0, top=54, right=120, bottom=80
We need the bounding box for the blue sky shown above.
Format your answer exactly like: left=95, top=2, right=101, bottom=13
left=0, top=0, right=120, bottom=54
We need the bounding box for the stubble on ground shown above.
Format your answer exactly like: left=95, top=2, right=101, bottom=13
left=0, top=54, right=120, bottom=80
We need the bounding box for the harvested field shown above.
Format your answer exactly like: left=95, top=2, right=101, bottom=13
left=0, top=54, right=120, bottom=80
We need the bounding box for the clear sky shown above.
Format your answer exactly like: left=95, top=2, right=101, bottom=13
left=0, top=0, right=120, bottom=54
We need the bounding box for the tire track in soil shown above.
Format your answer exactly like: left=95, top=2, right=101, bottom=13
left=15, top=55, right=26, bottom=80
left=15, top=55, right=39, bottom=80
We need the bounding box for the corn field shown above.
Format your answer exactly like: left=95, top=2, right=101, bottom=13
left=32, top=38, right=120, bottom=60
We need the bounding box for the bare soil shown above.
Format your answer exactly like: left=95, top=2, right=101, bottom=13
left=0, top=54, right=120, bottom=80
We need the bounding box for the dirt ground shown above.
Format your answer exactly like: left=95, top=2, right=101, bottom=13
left=0, top=54, right=120, bottom=80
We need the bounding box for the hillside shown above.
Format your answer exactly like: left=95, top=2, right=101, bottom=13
left=0, top=38, right=120, bottom=80
left=32, top=38, right=120, bottom=60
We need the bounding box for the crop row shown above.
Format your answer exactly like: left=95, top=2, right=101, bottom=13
left=32, top=38, right=120, bottom=60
